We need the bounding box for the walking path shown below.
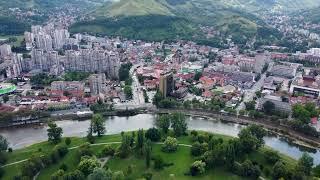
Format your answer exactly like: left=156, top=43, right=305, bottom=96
left=1, top=141, right=191, bottom=168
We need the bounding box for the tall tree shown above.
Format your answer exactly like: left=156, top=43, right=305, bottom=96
left=156, top=114, right=170, bottom=134
left=297, top=153, right=314, bottom=176
left=171, top=113, right=187, bottom=137
left=137, top=129, right=144, bottom=155
left=0, top=135, right=8, bottom=151
left=47, top=121, right=63, bottom=144
left=145, top=140, right=152, bottom=168
left=91, top=114, right=105, bottom=137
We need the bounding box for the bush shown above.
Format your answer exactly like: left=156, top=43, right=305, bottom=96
left=77, top=156, right=101, bottom=176
left=190, top=161, right=206, bottom=176
left=0, top=167, right=4, bottom=178
left=145, top=128, right=161, bottom=142
left=153, top=155, right=165, bottom=170
left=54, top=145, right=69, bottom=157
left=8, top=148, right=13, bottom=153
left=162, top=137, right=178, bottom=153
left=191, top=142, right=208, bottom=156
left=60, top=163, right=68, bottom=171
left=142, top=172, right=153, bottom=180
left=100, top=145, right=115, bottom=157
left=78, top=143, right=93, bottom=158
left=264, top=149, right=280, bottom=164
left=0, top=152, right=7, bottom=165
left=41, top=155, right=52, bottom=167
left=65, top=137, right=71, bottom=146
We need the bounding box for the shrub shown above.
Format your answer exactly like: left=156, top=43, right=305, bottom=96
left=51, top=169, right=64, bottom=180
left=142, top=172, right=153, bottom=180
left=8, top=148, right=13, bottom=153
left=65, top=137, right=71, bottom=146
left=54, top=145, right=69, bottom=157
left=0, top=167, right=4, bottom=178
left=60, top=163, right=68, bottom=171
left=0, top=152, right=7, bottom=165
left=100, top=145, right=115, bottom=157
left=41, top=155, right=52, bottom=167
left=191, top=142, right=208, bottom=156
left=153, top=155, right=165, bottom=170
left=77, top=156, right=101, bottom=176
left=190, top=161, right=206, bottom=176
left=78, top=143, right=92, bottom=158
left=162, top=137, right=178, bottom=153
left=264, top=149, right=280, bottom=164
left=145, top=128, right=161, bottom=142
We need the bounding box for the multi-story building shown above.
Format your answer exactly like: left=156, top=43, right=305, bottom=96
left=51, top=81, right=85, bottom=97
left=35, top=33, right=53, bottom=50
left=290, top=76, right=320, bottom=98
left=89, top=74, right=106, bottom=95
left=53, top=29, right=70, bottom=49
left=0, top=44, right=12, bottom=58
left=159, top=72, right=174, bottom=98
left=6, top=53, right=23, bottom=78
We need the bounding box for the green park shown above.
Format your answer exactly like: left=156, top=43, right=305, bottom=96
left=0, top=113, right=319, bottom=180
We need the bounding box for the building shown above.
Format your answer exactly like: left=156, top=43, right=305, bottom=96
left=290, top=76, right=320, bottom=98
left=53, top=29, right=70, bottom=49
left=270, top=65, right=296, bottom=79
left=0, top=44, right=12, bottom=58
left=89, top=74, right=106, bottom=95
left=258, top=95, right=291, bottom=113
left=51, top=81, right=85, bottom=97
left=159, top=72, right=174, bottom=98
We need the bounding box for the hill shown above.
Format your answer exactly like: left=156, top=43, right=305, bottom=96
left=71, top=0, right=278, bottom=44
left=94, top=0, right=174, bottom=17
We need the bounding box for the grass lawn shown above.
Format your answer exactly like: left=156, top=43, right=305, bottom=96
left=1, top=132, right=297, bottom=180
left=0, top=35, right=24, bottom=47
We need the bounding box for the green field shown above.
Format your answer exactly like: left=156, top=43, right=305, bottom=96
left=0, top=84, right=16, bottom=95
left=1, top=131, right=299, bottom=180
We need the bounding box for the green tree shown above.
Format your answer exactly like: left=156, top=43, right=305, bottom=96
left=296, top=153, right=313, bottom=176
left=263, top=101, right=275, bottom=115
left=156, top=114, right=171, bottom=134
left=162, top=136, right=178, bottom=153
left=244, top=101, right=256, bottom=111
left=137, top=129, right=144, bottom=155
left=171, top=113, right=187, bottom=137
left=145, top=128, right=161, bottom=142
left=152, top=91, right=163, bottom=107
left=91, top=114, right=106, bottom=137
left=2, top=94, right=9, bottom=103
left=194, top=72, right=202, bottom=81
left=145, top=140, right=152, bottom=168
left=65, top=137, right=71, bottom=146
left=77, top=156, right=101, bottom=176
left=0, top=135, right=8, bottom=151
left=88, top=168, right=112, bottom=180
left=51, top=169, right=64, bottom=180
left=264, top=149, right=280, bottom=164
left=47, top=121, right=63, bottom=144
left=313, top=164, right=320, bottom=178
left=63, top=170, right=85, bottom=180
left=112, top=171, right=125, bottom=180
left=190, top=161, right=206, bottom=176
left=272, top=161, right=288, bottom=180
left=124, top=85, right=133, bottom=100
left=119, top=135, right=131, bottom=158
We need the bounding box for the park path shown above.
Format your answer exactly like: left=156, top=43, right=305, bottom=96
left=1, top=141, right=191, bottom=168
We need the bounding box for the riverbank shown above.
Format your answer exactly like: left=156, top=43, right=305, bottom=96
left=153, top=109, right=320, bottom=149
left=1, top=131, right=298, bottom=180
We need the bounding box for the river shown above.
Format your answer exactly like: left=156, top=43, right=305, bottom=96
left=0, top=114, right=319, bottom=165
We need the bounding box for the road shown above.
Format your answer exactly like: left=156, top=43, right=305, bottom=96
left=115, top=63, right=150, bottom=109
left=236, top=73, right=266, bottom=112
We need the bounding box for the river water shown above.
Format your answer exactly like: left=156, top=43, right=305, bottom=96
left=0, top=114, right=319, bottom=165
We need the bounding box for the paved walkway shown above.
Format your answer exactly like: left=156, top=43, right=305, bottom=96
left=1, top=141, right=191, bottom=168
